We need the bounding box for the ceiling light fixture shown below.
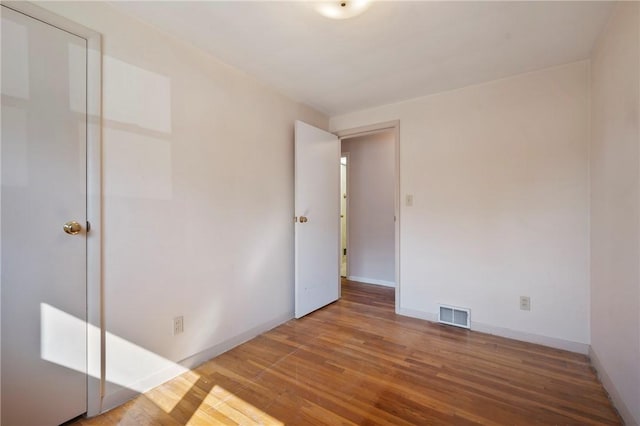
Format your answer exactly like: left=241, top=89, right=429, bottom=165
left=315, top=0, right=371, bottom=20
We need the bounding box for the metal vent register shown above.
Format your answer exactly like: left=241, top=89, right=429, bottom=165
left=438, top=304, right=471, bottom=329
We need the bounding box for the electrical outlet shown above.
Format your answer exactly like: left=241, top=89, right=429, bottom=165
left=173, top=316, right=184, bottom=335
left=520, top=296, right=531, bottom=311
left=406, top=194, right=414, bottom=207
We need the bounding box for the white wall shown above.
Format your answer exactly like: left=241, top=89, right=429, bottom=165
left=590, top=3, right=640, bottom=424
left=36, top=1, right=328, bottom=410
left=341, top=132, right=395, bottom=286
left=331, top=61, right=590, bottom=351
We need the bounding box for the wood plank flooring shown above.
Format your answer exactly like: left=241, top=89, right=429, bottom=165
left=74, top=279, right=621, bottom=425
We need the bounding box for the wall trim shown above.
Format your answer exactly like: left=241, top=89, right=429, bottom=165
left=471, top=321, right=589, bottom=354
left=335, top=120, right=399, bottom=139
left=397, top=307, right=589, bottom=354
left=100, top=311, right=294, bottom=414
left=397, top=307, right=438, bottom=322
left=347, top=276, right=396, bottom=288
left=589, top=346, right=638, bottom=425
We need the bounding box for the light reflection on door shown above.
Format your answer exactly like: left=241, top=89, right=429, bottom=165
left=1, top=6, right=88, bottom=425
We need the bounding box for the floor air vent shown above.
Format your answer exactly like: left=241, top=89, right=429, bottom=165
left=438, top=304, right=471, bottom=329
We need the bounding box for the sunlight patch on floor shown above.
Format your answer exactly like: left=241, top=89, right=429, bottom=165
left=189, top=385, right=283, bottom=425
left=144, top=371, right=201, bottom=413
left=40, top=303, right=284, bottom=424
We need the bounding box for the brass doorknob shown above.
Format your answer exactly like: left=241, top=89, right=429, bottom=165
left=63, top=221, right=82, bottom=235
left=299, top=216, right=308, bottom=223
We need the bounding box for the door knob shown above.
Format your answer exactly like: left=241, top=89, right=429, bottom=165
left=63, top=221, right=82, bottom=235
left=299, top=216, right=308, bottom=223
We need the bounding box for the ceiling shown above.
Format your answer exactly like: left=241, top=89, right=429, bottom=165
left=110, top=1, right=614, bottom=116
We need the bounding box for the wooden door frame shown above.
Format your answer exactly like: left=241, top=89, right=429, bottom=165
left=2, top=1, right=103, bottom=417
left=335, top=121, right=401, bottom=313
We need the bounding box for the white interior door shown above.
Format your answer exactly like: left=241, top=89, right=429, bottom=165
left=295, top=121, right=340, bottom=318
left=1, top=6, right=88, bottom=425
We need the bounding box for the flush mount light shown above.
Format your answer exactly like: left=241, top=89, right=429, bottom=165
left=315, top=0, right=371, bottom=20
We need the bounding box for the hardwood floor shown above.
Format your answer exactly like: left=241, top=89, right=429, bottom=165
left=74, top=280, right=621, bottom=425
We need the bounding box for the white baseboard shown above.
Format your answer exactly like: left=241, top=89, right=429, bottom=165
left=471, top=321, right=589, bottom=354
left=397, top=307, right=588, bottom=354
left=589, top=346, right=638, bottom=425
left=397, top=307, right=438, bottom=322
left=99, top=311, right=294, bottom=414
left=347, top=276, right=395, bottom=288
left=101, top=387, right=139, bottom=414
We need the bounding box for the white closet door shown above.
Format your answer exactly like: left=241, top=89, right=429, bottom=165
left=2, top=5, right=88, bottom=425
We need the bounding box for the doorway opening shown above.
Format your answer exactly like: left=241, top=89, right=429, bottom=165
left=340, top=154, right=348, bottom=277
left=337, top=121, right=399, bottom=310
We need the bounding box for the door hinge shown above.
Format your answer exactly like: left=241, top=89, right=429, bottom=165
left=343, top=248, right=347, bottom=255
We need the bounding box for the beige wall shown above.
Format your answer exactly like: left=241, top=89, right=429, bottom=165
left=332, top=61, right=590, bottom=352
left=37, top=1, right=328, bottom=410
left=590, top=3, right=640, bottom=424
left=341, top=132, right=395, bottom=285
